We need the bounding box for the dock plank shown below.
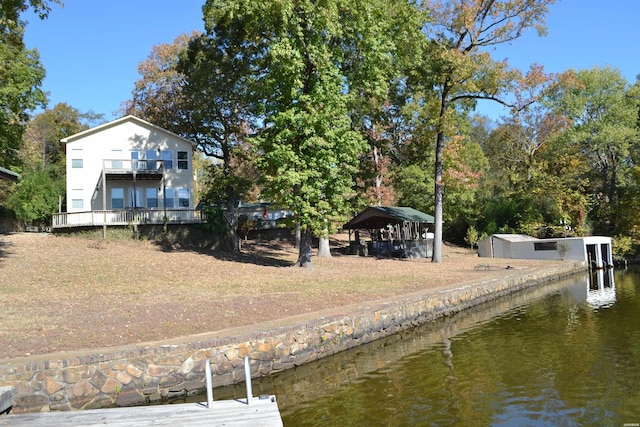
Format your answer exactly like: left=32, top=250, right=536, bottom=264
left=1, top=396, right=283, bottom=426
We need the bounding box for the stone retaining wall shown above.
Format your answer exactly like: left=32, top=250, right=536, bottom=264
left=0, top=262, right=586, bottom=414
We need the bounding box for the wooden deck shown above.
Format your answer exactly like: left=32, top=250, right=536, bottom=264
left=1, top=396, right=283, bottom=426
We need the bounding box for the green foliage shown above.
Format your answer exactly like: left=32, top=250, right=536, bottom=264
left=0, top=0, right=60, bottom=169
left=200, top=0, right=422, bottom=265
left=612, top=235, right=633, bottom=259
left=201, top=206, right=230, bottom=236
left=7, top=166, right=63, bottom=223
left=21, top=103, right=98, bottom=171
left=548, top=67, right=639, bottom=234
left=405, top=0, right=557, bottom=261
left=393, top=163, right=434, bottom=214
left=464, top=226, right=479, bottom=250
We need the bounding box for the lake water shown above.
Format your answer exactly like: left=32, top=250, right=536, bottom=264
left=209, top=267, right=640, bottom=426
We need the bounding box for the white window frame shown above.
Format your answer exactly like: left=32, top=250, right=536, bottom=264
left=145, top=149, right=158, bottom=170
left=130, top=151, right=140, bottom=169
left=111, top=188, right=124, bottom=209
left=71, top=188, right=83, bottom=209
left=164, top=188, right=174, bottom=208
left=177, top=151, right=189, bottom=170
left=177, top=188, right=190, bottom=208
left=129, top=188, right=143, bottom=208
left=161, top=150, right=173, bottom=170
left=146, top=188, right=159, bottom=208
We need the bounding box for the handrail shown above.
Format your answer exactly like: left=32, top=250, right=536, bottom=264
left=52, top=209, right=206, bottom=229
left=103, top=159, right=164, bottom=172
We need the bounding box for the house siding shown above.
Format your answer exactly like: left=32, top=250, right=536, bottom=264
left=64, top=117, right=195, bottom=213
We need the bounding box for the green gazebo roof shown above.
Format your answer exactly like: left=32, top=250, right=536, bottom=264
left=343, top=206, right=434, bottom=230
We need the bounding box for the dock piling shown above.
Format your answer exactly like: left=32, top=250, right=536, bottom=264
left=244, top=355, right=253, bottom=405
left=205, top=358, right=213, bottom=409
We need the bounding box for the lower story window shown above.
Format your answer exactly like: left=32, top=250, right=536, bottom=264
left=111, top=188, right=124, bottom=209
left=72, top=199, right=84, bottom=209
left=146, top=188, right=158, bottom=208
left=178, top=188, right=190, bottom=208
left=164, top=188, right=174, bottom=208
left=129, top=189, right=142, bottom=208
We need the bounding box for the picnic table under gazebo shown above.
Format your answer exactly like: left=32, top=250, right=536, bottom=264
left=343, top=206, right=435, bottom=258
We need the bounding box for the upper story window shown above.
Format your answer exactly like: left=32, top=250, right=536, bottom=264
left=145, top=150, right=158, bottom=170
left=178, top=151, right=189, bottom=170
left=111, top=149, right=123, bottom=169
left=71, top=148, right=83, bottom=168
left=130, top=151, right=140, bottom=169
left=161, top=150, right=173, bottom=170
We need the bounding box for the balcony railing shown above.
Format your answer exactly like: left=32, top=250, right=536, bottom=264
left=103, top=159, right=164, bottom=172
left=52, top=209, right=207, bottom=229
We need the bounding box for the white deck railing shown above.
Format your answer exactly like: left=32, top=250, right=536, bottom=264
left=52, top=209, right=207, bottom=229
left=103, top=159, right=164, bottom=172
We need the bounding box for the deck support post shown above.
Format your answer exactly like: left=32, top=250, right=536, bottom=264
left=102, top=167, right=107, bottom=239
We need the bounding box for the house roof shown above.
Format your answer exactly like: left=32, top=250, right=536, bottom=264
left=60, top=115, right=198, bottom=148
left=343, top=206, right=435, bottom=230
left=491, top=234, right=539, bottom=243
left=0, top=166, right=20, bottom=182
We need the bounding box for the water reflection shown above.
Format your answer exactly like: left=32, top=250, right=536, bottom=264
left=586, top=268, right=616, bottom=309
left=195, top=269, right=640, bottom=426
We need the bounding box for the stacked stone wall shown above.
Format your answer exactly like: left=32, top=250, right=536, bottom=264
left=0, top=262, right=586, bottom=414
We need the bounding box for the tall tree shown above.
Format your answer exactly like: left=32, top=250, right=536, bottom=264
left=548, top=67, right=639, bottom=234
left=420, top=0, right=556, bottom=262
left=0, top=0, right=61, bottom=169
left=21, top=102, right=100, bottom=171
left=7, top=103, right=95, bottom=224
left=178, top=28, right=264, bottom=250
left=124, top=31, right=258, bottom=250
left=121, top=32, right=196, bottom=133
left=202, top=0, right=423, bottom=266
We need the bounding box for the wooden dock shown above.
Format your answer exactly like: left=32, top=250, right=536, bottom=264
left=0, top=395, right=283, bottom=426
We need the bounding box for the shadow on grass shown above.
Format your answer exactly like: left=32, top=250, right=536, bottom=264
left=0, top=233, right=13, bottom=263
left=153, top=239, right=297, bottom=267
left=210, top=242, right=296, bottom=267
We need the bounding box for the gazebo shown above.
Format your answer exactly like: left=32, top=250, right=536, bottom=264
left=343, top=206, right=435, bottom=258
left=0, top=166, right=20, bottom=182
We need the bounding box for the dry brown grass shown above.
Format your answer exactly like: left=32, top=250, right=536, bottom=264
left=0, top=232, right=553, bottom=359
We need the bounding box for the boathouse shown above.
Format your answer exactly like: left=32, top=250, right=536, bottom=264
left=477, top=234, right=613, bottom=268
left=343, top=206, right=434, bottom=258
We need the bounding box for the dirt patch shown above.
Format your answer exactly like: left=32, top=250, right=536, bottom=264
left=0, top=232, right=555, bottom=359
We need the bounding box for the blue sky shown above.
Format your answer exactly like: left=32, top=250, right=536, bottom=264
left=24, top=0, right=205, bottom=120
left=23, top=0, right=640, bottom=122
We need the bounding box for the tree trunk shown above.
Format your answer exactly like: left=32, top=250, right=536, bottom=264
left=295, top=229, right=313, bottom=267
left=226, top=199, right=241, bottom=251
left=317, top=234, right=332, bottom=257
left=373, top=146, right=382, bottom=206
left=294, top=222, right=301, bottom=249
left=432, top=90, right=449, bottom=264
left=433, top=131, right=444, bottom=263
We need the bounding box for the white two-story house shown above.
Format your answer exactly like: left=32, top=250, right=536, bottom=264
left=53, top=115, right=201, bottom=230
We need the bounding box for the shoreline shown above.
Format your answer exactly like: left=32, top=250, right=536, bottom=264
left=0, top=261, right=586, bottom=414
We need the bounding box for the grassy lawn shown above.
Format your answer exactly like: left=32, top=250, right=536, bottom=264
left=0, top=232, right=551, bottom=359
